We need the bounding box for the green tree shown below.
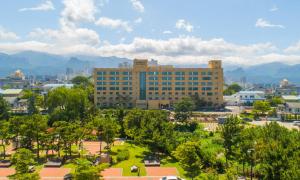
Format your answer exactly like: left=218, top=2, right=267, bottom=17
left=173, top=141, right=203, bottom=179
left=10, top=148, right=39, bottom=180
left=0, top=120, right=10, bottom=159
left=124, top=109, right=175, bottom=153
left=174, top=97, right=195, bottom=122
left=71, top=76, right=92, bottom=88
left=253, top=101, right=271, bottom=115
left=73, top=158, right=100, bottom=180
left=223, top=83, right=242, bottom=95
left=255, top=122, right=300, bottom=179
left=47, top=87, right=90, bottom=124
left=0, top=95, right=10, bottom=120
left=9, top=116, right=25, bottom=149
left=268, top=97, right=283, bottom=107
left=220, top=116, right=243, bottom=167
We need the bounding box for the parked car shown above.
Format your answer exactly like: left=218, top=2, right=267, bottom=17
left=160, top=176, right=185, bottom=180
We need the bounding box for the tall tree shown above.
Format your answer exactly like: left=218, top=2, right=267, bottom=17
left=220, top=116, right=243, bottom=167
left=10, top=148, right=39, bottom=180
left=73, top=158, right=101, bottom=180
left=0, top=95, right=10, bottom=120
left=174, top=97, right=195, bottom=122
left=0, top=120, right=10, bottom=159
left=253, top=101, right=271, bottom=115
left=173, top=141, right=203, bottom=179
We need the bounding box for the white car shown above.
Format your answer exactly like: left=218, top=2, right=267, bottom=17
left=160, top=176, right=185, bottom=180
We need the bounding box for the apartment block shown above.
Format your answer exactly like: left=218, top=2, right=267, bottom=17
left=94, top=59, right=224, bottom=109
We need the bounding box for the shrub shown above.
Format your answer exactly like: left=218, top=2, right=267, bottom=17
left=116, top=149, right=130, bottom=162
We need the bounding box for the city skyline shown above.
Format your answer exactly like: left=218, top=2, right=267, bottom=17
left=1, top=0, right=300, bottom=66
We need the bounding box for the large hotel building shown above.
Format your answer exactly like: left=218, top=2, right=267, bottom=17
left=94, top=59, right=224, bottom=109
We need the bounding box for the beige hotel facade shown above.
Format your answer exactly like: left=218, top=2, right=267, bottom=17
left=94, top=59, right=224, bottom=109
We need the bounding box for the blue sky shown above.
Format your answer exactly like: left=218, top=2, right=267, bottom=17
left=1, top=0, right=300, bottom=66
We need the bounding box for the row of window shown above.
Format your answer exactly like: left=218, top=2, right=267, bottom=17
left=97, top=91, right=218, bottom=96
left=97, top=71, right=132, bottom=75
left=148, top=76, right=212, bottom=81
left=97, top=87, right=133, bottom=90
left=97, top=71, right=216, bottom=76
left=97, top=82, right=132, bottom=85
left=148, top=87, right=213, bottom=91
left=149, top=71, right=214, bottom=75
left=97, top=77, right=132, bottom=80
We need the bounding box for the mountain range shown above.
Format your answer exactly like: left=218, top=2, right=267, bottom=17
left=1, top=51, right=300, bottom=84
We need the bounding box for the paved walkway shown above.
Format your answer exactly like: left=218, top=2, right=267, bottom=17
left=40, top=168, right=71, bottom=180
left=102, top=167, right=178, bottom=180
left=0, top=168, right=15, bottom=180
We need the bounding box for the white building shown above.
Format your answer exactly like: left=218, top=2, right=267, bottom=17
left=224, top=91, right=266, bottom=106
left=42, top=84, right=74, bottom=93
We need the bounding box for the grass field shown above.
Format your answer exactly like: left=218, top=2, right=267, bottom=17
left=110, top=141, right=149, bottom=176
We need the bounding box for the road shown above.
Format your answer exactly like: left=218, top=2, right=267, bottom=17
left=250, top=121, right=300, bottom=130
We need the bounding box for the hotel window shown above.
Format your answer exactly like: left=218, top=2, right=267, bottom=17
left=207, top=82, right=213, bottom=86
left=122, top=87, right=129, bottom=90
left=149, top=82, right=159, bottom=86
left=97, top=71, right=106, bottom=75
left=97, top=87, right=106, bottom=90
left=175, top=87, right=185, bottom=91
left=123, top=77, right=130, bottom=80
left=110, top=82, right=119, bottom=85
left=202, top=77, right=211, bottom=80
left=207, top=71, right=212, bottom=75
left=175, top=77, right=185, bottom=80
left=97, top=82, right=106, bottom=85
left=110, top=77, right=119, bottom=80
left=201, top=72, right=206, bottom=75
left=175, top=72, right=185, bottom=75
left=162, top=87, right=172, bottom=91
left=110, top=71, right=119, bottom=75
left=149, top=76, right=158, bottom=80
left=175, top=82, right=185, bottom=86
left=123, top=82, right=129, bottom=85
left=162, top=82, right=172, bottom=86
left=162, top=77, right=172, bottom=80
left=189, top=72, right=198, bottom=75
left=149, top=87, right=159, bottom=91
left=207, top=92, right=213, bottom=96
left=122, top=72, right=130, bottom=75
left=148, top=71, right=159, bottom=75
left=162, top=72, right=172, bottom=75
left=97, top=77, right=106, bottom=80
left=189, top=77, right=198, bottom=80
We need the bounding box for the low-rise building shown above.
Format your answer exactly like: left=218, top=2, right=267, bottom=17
left=282, top=95, right=300, bottom=102
left=1, top=89, right=23, bottom=106
left=224, top=91, right=265, bottom=106
left=283, top=102, right=300, bottom=114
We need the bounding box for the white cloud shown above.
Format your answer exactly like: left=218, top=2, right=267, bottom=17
left=2, top=35, right=300, bottom=65
left=95, top=17, right=132, bottom=32
left=176, top=19, right=194, bottom=32
left=0, top=27, right=19, bottom=41
left=130, top=0, right=144, bottom=13
left=28, top=26, right=100, bottom=46
left=255, top=18, right=285, bottom=29
left=269, top=5, right=278, bottom=12
left=19, top=0, right=55, bottom=12
left=284, top=41, right=300, bottom=54
left=61, top=0, right=97, bottom=26
left=134, top=17, right=143, bottom=24
left=163, top=30, right=172, bottom=34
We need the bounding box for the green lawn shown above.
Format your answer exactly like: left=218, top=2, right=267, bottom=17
left=110, top=141, right=149, bottom=176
